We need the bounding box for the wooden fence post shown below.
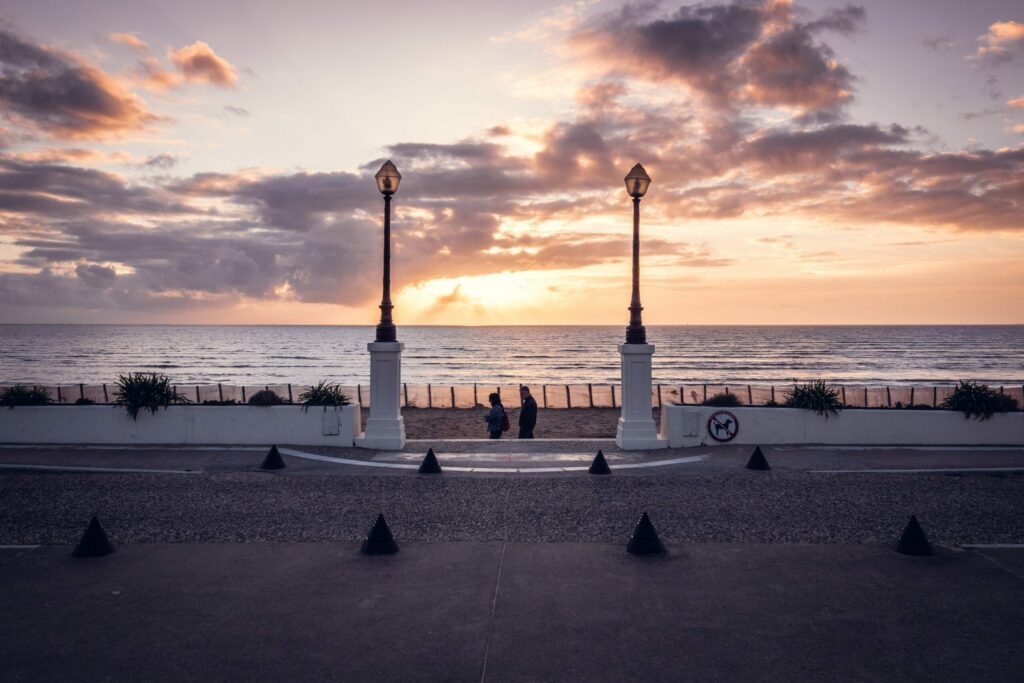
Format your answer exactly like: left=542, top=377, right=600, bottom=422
left=195, top=386, right=200, bottom=403
left=747, top=385, right=753, bottom=405
left=841, top=386, right=846, bottom=405
left=886, top=386, right=892, bottom=407
left=657, top=384, right=663, bottom=408
left=102, top=384, right=108, bottom=403
left=910, top=387, right=915, bottom=405
left=933, top=386, right=937, bottom=407
left=241, top=386, right=246, bottom=403
left=287, top=384, right=293, bottom=402
left=450, top=386, right=455, bottom=408
left=357, top=385, right=362, bottom=405
left=542, top=385, right=548, bottom=408
left=57, top=386, right=62, bottom=403
left=680, top=386, right=685, bottom=405
left=771, top=385, right=775, bottom=403
left=703, top=384, right=707, bottom=402
left=565, top=385, right=571, bottom=408
left=79, top=383, right=85, bottom=400
left=611, top=385, right=616, bottom=408
left=588, top=383, right=594, bottom=407
left=406, top=383, right=410, bottom=407
left=427, top=384, right=432, bottom=408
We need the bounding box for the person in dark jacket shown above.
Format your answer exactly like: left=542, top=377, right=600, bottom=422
left=485, top=392, right=504, bottom=439
left=519, top=386, right=537, bottom=439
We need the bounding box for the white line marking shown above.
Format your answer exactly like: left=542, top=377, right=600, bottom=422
left=811, top=466, right=1024, bottom=474
left=0, top=463, right=202, bottom=474
left=279, top=448, right=708, bottom=473
left=799, top=446, right=1024, bottom=452
left=0, top=444, right=263, bottom=451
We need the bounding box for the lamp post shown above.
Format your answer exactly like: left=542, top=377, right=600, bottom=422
left=374, top=160, right=401, bottom=343
left=355, top=160, right=406, bottom=450
left=624, top=163, right=651, bottom=344
left=615, top=162, right=666, bottom=450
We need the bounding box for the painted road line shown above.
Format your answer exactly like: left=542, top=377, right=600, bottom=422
left=811, top=466, right=1024, bottom=474
left=0, top=463, right=202, bottom=474
left=797, top=446, right=1024, bottom=452
left=281, top=448, right=709, bottom=473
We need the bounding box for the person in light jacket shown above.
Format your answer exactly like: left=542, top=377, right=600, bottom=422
left=485, top=392, right=504, bottom=439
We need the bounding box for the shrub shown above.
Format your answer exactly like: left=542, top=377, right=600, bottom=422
left=248, top=389, right=285, bottom=406
left=940, top=380, right=1019, bottom=421
left=201, top=399, right=238, bottom=406
left=701, top=391, right=742, bottom=407
left=75, top=397, right=95, bottom=405
left=298, top=380, right=351, bottom=412
left=0, top=384, right=52, bottom=408
left=783, top=380, right=842, bottom=418
left=113, top=372, right=190, bottom=421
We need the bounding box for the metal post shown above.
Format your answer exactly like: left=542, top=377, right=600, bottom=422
left=703, top=384, right=707, bottom=402
left=910, top=387, right=915, bottom=405
left=680, top=385, right=685, bottom=405
left=886, top=386, right=892, bottom=407
left=375, top=192, right=397, bottom=343
left=933, top=386, right=937, bottom=407
left=357, top=384, right=362, bottom=405
left=625, top=195, right=646, bottom=344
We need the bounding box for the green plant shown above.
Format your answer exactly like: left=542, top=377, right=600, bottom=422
left=0, top=385, right=52, bottom=408
left=298, top=380, right=351, bottom=412
left=113, top=372, right=190, bottom=421
left=701, top=391, right=742, bottom=407
left=248, top=389, right=285, bottom=406
left=75, top=397, right=95, bottom=405
left=783, top=380, right=842, bottom=418
left=940, top=380, right=1019, bottom=421
left=201, top=399, right=238, bottom=406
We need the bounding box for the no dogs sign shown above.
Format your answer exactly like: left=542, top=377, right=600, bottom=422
left=707, top=410, right=739, bottom=442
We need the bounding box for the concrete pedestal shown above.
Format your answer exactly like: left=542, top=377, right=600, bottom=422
left=616, top=343, right=668, bottom=450
left=354, top=341, right=406, bottom=450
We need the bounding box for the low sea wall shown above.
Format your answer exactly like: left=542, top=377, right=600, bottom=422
left=0, top=405, right=361, bottom=446
left=660, top=405, right=1024, bottom=447
left=8, top=382, right=1024, bottom=410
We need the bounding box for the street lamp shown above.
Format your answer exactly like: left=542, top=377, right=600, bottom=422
left=624, top=162, right=651, bottom=344
left=374, top=160, right=401, bottom=343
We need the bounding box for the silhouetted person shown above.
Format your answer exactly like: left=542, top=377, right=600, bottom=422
left=485, top=392, right=505, bottom=440
left=519, top=385, right=537, bottom=439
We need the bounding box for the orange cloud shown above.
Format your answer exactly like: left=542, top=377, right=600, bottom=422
left=0, top=27, right=156, bottom=139
left=1009, top=96, right=1024, bottom=109
left=975, top=20, right=1024, bottom=64
left=109, top=32, right=148, bottom=52
left=168, top=41, right=239, bottom=87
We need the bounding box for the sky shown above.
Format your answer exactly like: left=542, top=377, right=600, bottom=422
left=0, top=0, right=1021, bottom=325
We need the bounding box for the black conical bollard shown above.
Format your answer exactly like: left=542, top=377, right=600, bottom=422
left=72, top=516, right=116, bottom=558
left=746, top=445, right=770, bottom=471
left=589, top=449, right=612, bottom=475
left=627, top=512, right=666, bottom=555
left=361, top=514, right=399, bottom=555
left=896, top=515, right=933, bottom=556
left=418, top=448, right=442, bottom=474
left=260, top=445, right=286, bottom=471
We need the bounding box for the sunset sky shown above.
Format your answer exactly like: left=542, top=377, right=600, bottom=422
left=0, top=0, right=1022, bottom=325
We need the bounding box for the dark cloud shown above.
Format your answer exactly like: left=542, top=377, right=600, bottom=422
left=0, top=26, right=155, bottom=139
left=142, top=153, right=178, bottom=169
left=569, top=1, right=863, bottom=117
left=224, top=105, right=250, bottom=117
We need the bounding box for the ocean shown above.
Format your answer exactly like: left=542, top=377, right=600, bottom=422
left=0, top=324, right=1021, bottom=387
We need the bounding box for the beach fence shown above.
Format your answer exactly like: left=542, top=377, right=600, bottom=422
left=14, top=382, right=1024, bottom=410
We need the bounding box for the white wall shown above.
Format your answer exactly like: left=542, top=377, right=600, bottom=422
left=660, top=405, right=1024, bottom=447
left=0, top=405, right=361, bottom=446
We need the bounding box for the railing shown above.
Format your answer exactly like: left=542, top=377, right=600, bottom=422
left=11, top=382, right=1024, bottom=409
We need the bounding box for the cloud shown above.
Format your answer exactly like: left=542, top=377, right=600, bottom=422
left=568, top=1, right=863, bottom=117
left=0, top=26, right=156, bottom=139
left=974, top=20, right=1024, bottom=65
left=142, top=153, right=178, bottom=169
left=921, top=35, right=954, bottom=51
left=1009, top=96, right=1024, bottom=109
left=224, top=105, right=250, bottom=117
left=109, top=32, right=148, bottom=52
left=168, top=41, right=239, bottom=87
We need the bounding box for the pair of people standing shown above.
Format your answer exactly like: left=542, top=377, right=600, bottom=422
left=485, top=386, right=538, bottom=439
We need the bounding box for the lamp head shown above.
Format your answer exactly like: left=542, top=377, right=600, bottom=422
left=375, top=160, right=402, bottom=195
left=624, top=162, right=651, bottom=198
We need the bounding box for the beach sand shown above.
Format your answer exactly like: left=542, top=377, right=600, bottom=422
left=362, top=407, right=656, bottom=439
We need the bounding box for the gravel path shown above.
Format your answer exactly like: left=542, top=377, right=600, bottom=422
left=2, top=469, right=1022, bottom=546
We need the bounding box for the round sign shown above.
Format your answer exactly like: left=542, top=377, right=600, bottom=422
left=707, top=410, right=739, bottom=442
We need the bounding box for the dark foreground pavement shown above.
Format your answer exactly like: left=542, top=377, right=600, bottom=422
left=2, top=542, right=1022, bottom=682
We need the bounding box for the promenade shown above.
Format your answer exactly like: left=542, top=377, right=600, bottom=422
left=2, top=443, right=1023, bottom=680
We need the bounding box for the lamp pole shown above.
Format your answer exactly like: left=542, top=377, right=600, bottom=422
left=374, top=160, right=401, bottom=343
left=623, top=163, right=651, bottom=345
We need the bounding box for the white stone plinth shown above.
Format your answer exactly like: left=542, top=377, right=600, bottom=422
left=616, top=343, right=668, bottom=450
left=354, top=341, right=406, bottom=450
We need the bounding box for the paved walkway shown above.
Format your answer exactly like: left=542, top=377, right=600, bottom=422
left=2, top=542, right=1021, bottom=681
